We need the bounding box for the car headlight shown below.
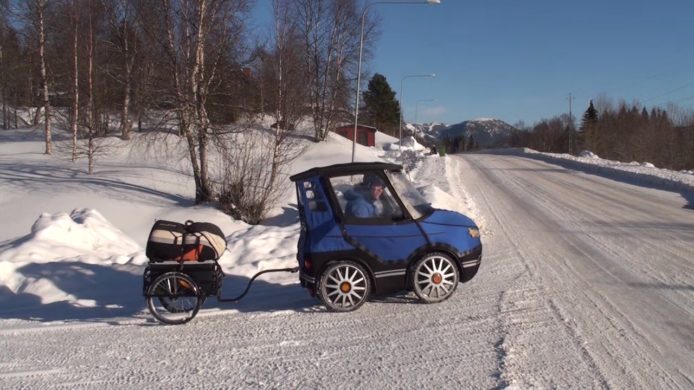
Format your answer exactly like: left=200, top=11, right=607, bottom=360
left=467, top=227, right=480, bottom=238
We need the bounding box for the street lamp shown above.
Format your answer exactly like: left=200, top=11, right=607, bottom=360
left=399, top=74, right=435, bottom=151
left=414, top=98, right=437, bottom=127
left=351, top=0, right=442, bottom=163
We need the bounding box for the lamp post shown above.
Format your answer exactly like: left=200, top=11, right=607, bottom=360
left=399, top=73, right=435, bottom=151
left=351, top=0, right=441, bottom=163
left=414, top=98, right=436, bottom=126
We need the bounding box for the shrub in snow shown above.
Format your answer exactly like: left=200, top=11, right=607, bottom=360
left=217, top=130, right=292, bottom=225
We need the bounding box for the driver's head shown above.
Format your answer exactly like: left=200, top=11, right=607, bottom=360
left=363, top=174, right=384, bottom=200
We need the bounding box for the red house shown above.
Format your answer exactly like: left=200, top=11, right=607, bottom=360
left=334, top=124, right=377, bottom=147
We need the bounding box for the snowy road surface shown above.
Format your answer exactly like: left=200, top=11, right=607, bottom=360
left=1, top=153, right=693, bottom=389
left=450, top=153, right=693, bottom=388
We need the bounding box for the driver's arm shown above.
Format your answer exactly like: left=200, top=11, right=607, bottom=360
left=349, top=203, right=372, bottom=218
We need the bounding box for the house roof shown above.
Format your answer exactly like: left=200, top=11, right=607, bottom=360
left=335, top=124, right=378, bottom=131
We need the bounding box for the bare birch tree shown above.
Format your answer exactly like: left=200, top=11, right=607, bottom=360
left=137, top=0, right=249, bottom=203
left=0, top=5, right=6, bottom=130
left=104, top=0, right=137, bottom=140
left=70, top=0, right=79, bottom=161
left=0, top=8, right=8, bottom=130
left=292, top=0, right=372, bottom=142
left=86, top=0, right=96, bottom=173
left=28, top=0, right=52, bottom=154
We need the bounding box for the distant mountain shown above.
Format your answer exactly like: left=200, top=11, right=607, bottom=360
left=404, top=122, right=448, bottom=146
left=439, top=118, right=518, bottom=148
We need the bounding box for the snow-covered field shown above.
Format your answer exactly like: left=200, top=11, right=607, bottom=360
left=0, top=125, right=692, bottom=388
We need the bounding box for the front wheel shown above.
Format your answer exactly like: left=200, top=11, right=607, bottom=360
left=146, top=272, right=203, bottom=325
left=318, top=261, right=371, bottom=312
left=412, top=252, right=459, bottom=303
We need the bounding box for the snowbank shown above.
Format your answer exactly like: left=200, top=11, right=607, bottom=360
left=489, top=148, right=694, bottom=193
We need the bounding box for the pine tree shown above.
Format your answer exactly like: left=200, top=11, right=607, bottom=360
left=579, top=100, right=598, bottom=151
left=467, top=135, right=476, bottom=151
left=361, top=73, right=401, bottom=136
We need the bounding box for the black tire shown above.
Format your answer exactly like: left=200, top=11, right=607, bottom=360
left=318, top=261, right=371, bottom=312
left=146, top=272, right=203, bottom=325
left=411, top=252, right=459, bottom=303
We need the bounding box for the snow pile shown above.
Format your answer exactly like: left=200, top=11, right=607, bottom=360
left=399, top=135, right=427, bottom=151
left=0, top=209, right=143, bottom=267
left=578, top=150, right=598, bottom=158
left=505, top=148, right=694, bottom=192
left=0, top=209, right=146, bottom=305
left=381, top=135, right=426, bottom=152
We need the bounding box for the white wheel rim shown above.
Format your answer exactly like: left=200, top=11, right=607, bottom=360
left=324, top=265, right=367, bottom=309
left=415, top=256, right=456, bottom=299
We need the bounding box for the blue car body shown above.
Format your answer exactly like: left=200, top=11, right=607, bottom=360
left=290, top=162, right=482, bottom=297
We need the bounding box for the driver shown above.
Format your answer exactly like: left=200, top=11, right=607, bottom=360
left=345, top=174, right=385, bottom=218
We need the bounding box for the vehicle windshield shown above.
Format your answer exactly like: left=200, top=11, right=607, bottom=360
left=386, top=171, right=433, bottom=219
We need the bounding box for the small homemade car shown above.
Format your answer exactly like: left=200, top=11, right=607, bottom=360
left=290, top=162, right=482, bottom=312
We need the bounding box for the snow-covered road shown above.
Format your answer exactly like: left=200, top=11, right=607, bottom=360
left=451, top=153, right=694, bottom=388
left=1, top=151, right=692, bottom=389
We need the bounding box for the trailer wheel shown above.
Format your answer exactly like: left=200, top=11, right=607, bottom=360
left=146, top=272, right=203, bottom=324
left=412, top=252, right=459, bottom=303
left=318, top=261, right=371, bottom=312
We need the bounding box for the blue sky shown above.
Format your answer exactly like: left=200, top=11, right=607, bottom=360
left=250, top=0, right=694, bottom=126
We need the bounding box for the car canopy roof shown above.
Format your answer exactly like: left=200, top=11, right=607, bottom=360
left=289, top=162, right=403, bottom=182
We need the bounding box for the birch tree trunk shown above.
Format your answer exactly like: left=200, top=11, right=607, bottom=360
left=193, top=0, right=211, bottom=202
left=37, top=0, right=51, bottom=154
left=162, top=0, right=206, bottom=202
left=71, top=3, right=79, bottom=162
left=1, top=41, right=7, bottom=129
left=2, top=82, right=7, bottom=130
left=87, top=4, right=95, bottom=174
left=120, top=5, right=132, bottom=140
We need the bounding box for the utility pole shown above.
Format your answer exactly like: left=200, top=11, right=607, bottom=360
left=567, top=92, right=575, bottom=155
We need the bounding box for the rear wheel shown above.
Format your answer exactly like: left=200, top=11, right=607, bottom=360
left=412, top=252, right=459, bottom=303
left=318, top=261, right=371, bottom=312
left=146, top=272, right=203, bottom=324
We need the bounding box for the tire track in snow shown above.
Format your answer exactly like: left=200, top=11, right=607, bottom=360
left=456, top=153, right=693, bottom=388
left=475, top=155, right=685, bottom=388
left=448, top=155, right=609, bottom=388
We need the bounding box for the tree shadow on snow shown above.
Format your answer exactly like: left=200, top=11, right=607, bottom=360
left=0, top=262, right=146, bottom=323
left=210, top=273, right=317, bottom=313
left=260, top=205, right=299, bottom=227
left=0, top=162, right=191, bottom=206
left=0, top=262, right=320, bottom=325
left=0, top=126, right=70, bottom=143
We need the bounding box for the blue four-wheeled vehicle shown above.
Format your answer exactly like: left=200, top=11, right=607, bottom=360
left=289, top=162, right=482, bottom=311
left=143, top=162, right=482, bottom=324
